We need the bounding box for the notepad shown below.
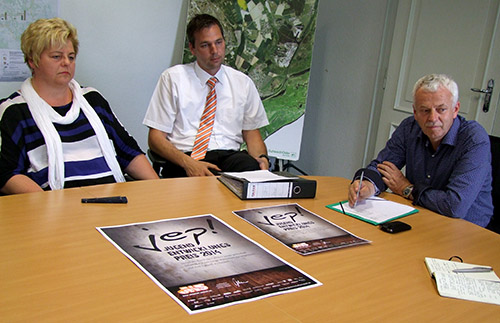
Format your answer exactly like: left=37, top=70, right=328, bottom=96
left=424, top=257, right=500, bottom=305
left=326, top=197, right=418, bottom=225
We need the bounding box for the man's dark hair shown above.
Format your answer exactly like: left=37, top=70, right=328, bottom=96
left=187, top=14, right=225, bottom=47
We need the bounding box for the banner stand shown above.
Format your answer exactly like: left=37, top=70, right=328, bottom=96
left=273, top=159, right=308, bottom=175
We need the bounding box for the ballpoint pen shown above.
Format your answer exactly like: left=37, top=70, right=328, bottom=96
left=452, top=266, right=493, bottom=273
left=339, top=201, right=346, bottom=215
left=354, top=171, right=364, bottom=207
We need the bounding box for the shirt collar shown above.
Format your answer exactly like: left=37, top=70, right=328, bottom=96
left=193, top=61, right=225, bottom=85
left=441, top=116, right=462, bottom=147
left=416, top=115, right=462, bottom=148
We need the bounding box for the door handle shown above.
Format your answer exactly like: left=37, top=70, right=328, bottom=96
left=471, top=79, right=494, bottom=112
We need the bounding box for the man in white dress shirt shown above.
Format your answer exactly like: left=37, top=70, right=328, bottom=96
left=143, top=14, right=270, bottom=178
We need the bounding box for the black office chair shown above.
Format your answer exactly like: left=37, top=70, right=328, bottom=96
left=486, top=135, right=500, bottom=234
left=147, top=149, right=168, bottom=177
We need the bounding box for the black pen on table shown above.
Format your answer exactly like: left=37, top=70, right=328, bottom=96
left=81, top=196, right=128, bottom=204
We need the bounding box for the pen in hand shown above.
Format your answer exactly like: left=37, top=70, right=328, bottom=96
left=354, top=171, right=364, bottom=207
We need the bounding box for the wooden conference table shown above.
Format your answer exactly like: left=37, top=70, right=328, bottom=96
left=1, top=176, right=499, bottom=322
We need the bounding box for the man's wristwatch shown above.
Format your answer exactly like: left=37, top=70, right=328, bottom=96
left=402, top=184, right=414, bottom=199
left=259, top=154, right=270, bottom=163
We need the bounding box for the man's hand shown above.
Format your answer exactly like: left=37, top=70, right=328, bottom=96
left=377, top=161, right=411, bottom=196
left=348, top=179, right=375, bottom=207
left=149, top=128, right=221, bottom=177
left=256, top=156, right=270, bottom=170
left=242, top=129, right=269, bottom=170
left=183, top=159, right=221, bottom=177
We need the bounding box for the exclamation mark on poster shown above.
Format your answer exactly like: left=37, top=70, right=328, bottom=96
left=207, top=218, right=217, bottom=234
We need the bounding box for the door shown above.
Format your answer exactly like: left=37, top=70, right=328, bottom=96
left=373, top=0, right=500, bottom=156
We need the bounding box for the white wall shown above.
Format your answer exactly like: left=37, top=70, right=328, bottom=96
left=0, top=0, right=390, bottom=179
left=294, top=0, right=390, bottom=177
left=0, top=0, right=187, bottom=153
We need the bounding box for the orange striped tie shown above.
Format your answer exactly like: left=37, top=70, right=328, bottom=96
left=191, top=77, right=218, bottom=160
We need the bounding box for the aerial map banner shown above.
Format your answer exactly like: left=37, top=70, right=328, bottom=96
left=184, top=0, right=319, bottom=161
left=98, top=214, right=321, bottom=314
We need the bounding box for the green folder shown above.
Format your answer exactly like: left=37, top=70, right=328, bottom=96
left=326, top=197, right=418, bottom=225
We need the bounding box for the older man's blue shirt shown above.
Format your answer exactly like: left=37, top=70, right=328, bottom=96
left=359, top=115, right=493, bottom=227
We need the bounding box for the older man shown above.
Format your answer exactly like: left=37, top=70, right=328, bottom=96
left=348, top=74, right=493, bottom=227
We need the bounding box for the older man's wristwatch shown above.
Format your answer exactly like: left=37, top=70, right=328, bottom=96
left=402, top=184, right=414, bottom=199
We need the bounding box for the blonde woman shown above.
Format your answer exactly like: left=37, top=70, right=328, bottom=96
left=0, top=18, right=158, bottom=194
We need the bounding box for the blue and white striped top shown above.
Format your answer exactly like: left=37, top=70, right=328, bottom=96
left=0, top=87, right=143, bottom=190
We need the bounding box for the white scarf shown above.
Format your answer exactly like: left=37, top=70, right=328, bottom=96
left=21, top=78, right=125, bottom=190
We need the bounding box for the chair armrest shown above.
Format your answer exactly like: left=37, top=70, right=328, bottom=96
left=147, top=149, right=168, bottom=176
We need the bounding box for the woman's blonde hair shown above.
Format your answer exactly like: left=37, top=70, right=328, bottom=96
left=21, top=17, right=79, bottom=71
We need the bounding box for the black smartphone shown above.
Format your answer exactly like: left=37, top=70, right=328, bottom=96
left=379, top=221, right=412, bottom=233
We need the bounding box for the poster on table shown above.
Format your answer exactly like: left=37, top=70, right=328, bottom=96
left=97, top=214, right=321, bottom=314
left=233, top=204, right=370, bottom=255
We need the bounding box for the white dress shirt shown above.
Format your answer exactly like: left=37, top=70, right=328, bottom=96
left=143, top=61, right=269, bottom=152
